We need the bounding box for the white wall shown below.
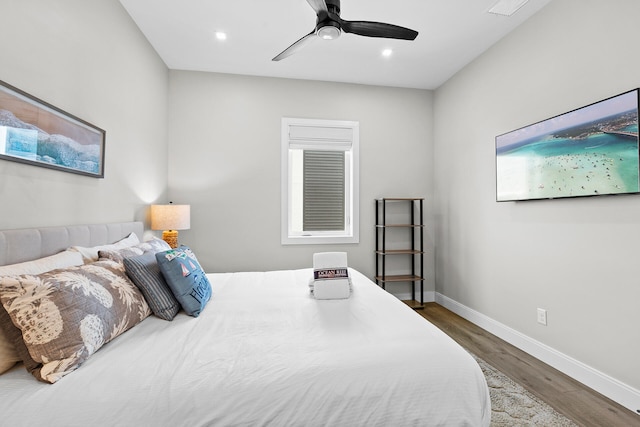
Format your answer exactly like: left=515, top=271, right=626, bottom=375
left=434, top=0, right=640, bottom=403
left=168, top=70, right=433, bottom=294
left=0, top=0, right=169, bottom=229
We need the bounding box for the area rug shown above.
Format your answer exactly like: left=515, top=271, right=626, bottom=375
left=472, top=355, right=578, bottom=426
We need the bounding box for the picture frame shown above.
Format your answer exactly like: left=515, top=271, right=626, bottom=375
left=496, top=89, right=640, bottom=202
left=0, top=79, right=105, bottom=178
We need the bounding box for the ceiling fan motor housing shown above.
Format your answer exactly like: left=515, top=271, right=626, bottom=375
left=325, top=0, right=341, bottom=14
left=316, top=0, right=342, bottom=39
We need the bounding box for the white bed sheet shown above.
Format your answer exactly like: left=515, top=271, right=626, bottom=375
left=0, top=268, right=490, bottom=426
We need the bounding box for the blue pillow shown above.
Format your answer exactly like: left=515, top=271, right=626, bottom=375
left=155, top=246, right=211, bottom=317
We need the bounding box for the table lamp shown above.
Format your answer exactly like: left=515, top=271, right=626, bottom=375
left=150, top=203, right=190, bottom=248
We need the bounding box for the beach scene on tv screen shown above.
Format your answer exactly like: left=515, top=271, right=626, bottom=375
left=496, top=90, right=640, bottom=201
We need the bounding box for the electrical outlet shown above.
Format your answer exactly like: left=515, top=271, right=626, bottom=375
left=537, top=308, right=547, bottom=326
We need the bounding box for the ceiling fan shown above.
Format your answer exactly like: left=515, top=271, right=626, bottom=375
left=272, top=0, right=418, bottom=61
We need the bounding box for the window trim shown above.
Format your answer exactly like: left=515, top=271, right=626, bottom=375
left=281, top=117, right=359, bottom=245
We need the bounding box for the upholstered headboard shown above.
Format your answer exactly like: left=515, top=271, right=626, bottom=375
left=0, top=222, right=144, bottom=267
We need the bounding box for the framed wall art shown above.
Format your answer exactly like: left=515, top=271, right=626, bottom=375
left=0, top=80, right=105, bottom=178
left=496, top=89, right=639, bottom=202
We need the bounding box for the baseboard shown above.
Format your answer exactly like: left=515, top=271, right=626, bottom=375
left=435, top=293, right=640, bottom=415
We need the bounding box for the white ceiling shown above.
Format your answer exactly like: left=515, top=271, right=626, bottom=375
left=119, top=0, right=552, bottom=90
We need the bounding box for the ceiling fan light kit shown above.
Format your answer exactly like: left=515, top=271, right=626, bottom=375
left=272, top=0, right=418, bottom=61
left=318, top=22, right=341, bottom=40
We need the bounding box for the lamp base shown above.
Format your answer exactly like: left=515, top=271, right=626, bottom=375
left=162, top=230, right=179, bottom=249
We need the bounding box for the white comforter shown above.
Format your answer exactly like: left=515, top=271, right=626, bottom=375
left=0, top=268, right=490, bottom=426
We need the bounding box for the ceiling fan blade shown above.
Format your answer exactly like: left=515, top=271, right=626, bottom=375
left=340, top=20, right=418, bottom=40
left=306, top=0, right=328, bottom=14
left=272, top=30, right=317, bottom=61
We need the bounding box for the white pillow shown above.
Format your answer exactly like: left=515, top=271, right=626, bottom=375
left=69, top=232, right=140, bottom=263
left=0, top=250, right=85, bottom=374
left=0, top=250, right=84, bottom=276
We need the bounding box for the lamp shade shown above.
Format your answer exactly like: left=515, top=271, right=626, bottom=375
left=150, top=204, right=191, bottom=231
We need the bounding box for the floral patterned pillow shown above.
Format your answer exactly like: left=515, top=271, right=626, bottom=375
left=0, top=260, right=150, bottom=383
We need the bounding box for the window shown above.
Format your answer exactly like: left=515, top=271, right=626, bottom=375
left=281, top=117, right=359, bottom=245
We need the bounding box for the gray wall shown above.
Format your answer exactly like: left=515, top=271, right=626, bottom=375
left=168, top=70, right=434, bottom=295
left=434, top=0, right=640, bottom=393
left=0, top=0, right=169, bottom=229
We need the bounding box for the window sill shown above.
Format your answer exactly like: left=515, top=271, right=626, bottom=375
left=281, top=234, right=359, bottom=245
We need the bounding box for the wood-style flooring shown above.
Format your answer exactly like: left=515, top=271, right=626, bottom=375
left=413, top=302, right=640, bottom=427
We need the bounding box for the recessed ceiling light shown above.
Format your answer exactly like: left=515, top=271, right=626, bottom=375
left=215, top=31, right=227, bottom=41
left=487, top=0, right=529, bottom=16
left=382, top=48, right=393, bottom=58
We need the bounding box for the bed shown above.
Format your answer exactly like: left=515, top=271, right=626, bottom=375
left=0, top=222, right=490, bottom=426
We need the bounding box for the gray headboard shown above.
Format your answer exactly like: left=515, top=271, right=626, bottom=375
left=0, top=222, right=144, bottom=267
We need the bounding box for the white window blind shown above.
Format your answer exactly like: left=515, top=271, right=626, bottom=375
left=281, top=118, right=359, bottom=245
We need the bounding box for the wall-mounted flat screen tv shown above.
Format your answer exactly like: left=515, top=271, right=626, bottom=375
left=496, top=89, right=640, bottom=202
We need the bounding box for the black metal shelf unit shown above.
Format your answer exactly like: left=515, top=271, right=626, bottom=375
left=375, top=198, right=424, bottom=308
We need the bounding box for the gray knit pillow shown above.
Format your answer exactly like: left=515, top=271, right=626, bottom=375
left=99, top=237, right=171, bottom=264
